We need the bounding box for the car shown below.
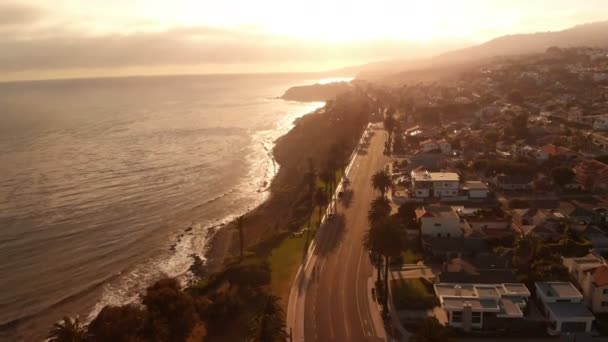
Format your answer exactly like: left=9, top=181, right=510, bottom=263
left=338, top=191, right=344, bottom=198
left=327, top=213, right=335, bottom=220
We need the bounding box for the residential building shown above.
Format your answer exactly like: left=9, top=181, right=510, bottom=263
left=511, top=208, right=563, bottom=240
left=558, top=202, right=600, bottom=225
left=462, top=181, right=489, bottom=199
left=574, top=159, right=608, bottom=191
left=419, top=139, right=440, bottom=153
left=563, top=253, right=608, bottom=314
left=437, top=138, right=452, bottom=155
left=416, top=206, right=462, bottom=238
left=535, top=282, right=595, bottom=335
left=492, top=174, right=534, bottom=191
left=410, top=170, right=460, bottom=198
left=594, top=115, right=608, bottom=131
left=540, top=144, right=578, bottom=160
left=434, top=283, right=530, bottom=331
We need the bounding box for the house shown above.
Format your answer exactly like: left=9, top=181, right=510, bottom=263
left=407, top=153, right=446, bottom=172
left=437, top=138, right=452, bottom=155
left=492, top=174, right=534, bottom=191
left=540, top=144, right=578, bottom=161
left=434, top=283, right=530, bottom=332
left=535, top=282, right=595, bottom=335
left=511, top=208, right=563, bottom=240
left=416, top=206, right=462, bottom=238
left=410, top=170, right=460, bottom=198
left=574, top=159, right=608, bottom=191
left=462, top=181, right=489, bottom=199
left=558, top=202, right=600, bottom=225
left=563, top=253, right=608, bottom=314
left=581, top=225, right=608, bottom=249
left=517, top=145, right=548, bottom=162
left=594, top=115, right=608, bottom=131
left=419, top=139, right=440, bottom=153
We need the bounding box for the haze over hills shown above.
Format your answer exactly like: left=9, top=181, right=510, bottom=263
left=355, top=20, right=608, bottom=81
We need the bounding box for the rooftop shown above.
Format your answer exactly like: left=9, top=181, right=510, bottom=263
left=416, top=206, right=459, bottom=219
left=411, top=171, right=459, bottom=182
left=535, top=282, right=582, bottom=299
left=435, top=283, right=530, bottom=316
left=546, top=302, right=594, bottom=320
left=463, top=181, right=489, bottom=190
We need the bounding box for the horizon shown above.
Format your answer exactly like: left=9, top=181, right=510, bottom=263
left=1, top=1, right=608, bottom=81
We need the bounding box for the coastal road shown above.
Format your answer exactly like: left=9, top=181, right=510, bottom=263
left=289, top=127, right=388, bottom=341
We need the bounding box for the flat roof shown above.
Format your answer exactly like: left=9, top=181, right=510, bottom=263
left=463, top=181, right=489, bottom=190
left=411, top=171, right=459, bottom=182
left=546, top=302, right=594, bottom=320
left=535, top=282, right=582, bottom=299
left=442, top=298, right=500, bottom=312
left=499, top=297, right=524, bottom=317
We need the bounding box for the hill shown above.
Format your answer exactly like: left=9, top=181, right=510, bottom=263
left=356, top=20, right=608, bottom=82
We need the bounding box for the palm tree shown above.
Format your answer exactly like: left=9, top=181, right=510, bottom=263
left=383, top=113, right=396, bottom=142
left=314, top=187, right=329, bottom=228
left=247, top=295, right=288, bottom=342
left=236, top=215, right=245, bottom=260
left=363, top=218, right=403, bottom=316
left=371, top=171, right=391, bottom=197
left=368, top=196, right=391, bottom=225
left=47, top=316, right=87, bottom=342
left=411, top=317, right=448, bottom=342
left=319, top=169, right=334, bottom=199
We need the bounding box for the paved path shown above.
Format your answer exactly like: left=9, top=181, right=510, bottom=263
left=287, top=128, right=388, bottom=341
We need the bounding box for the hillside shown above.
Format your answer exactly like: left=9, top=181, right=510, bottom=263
left=357, top=20, right=608, bottom=82
left=280, top=82, right=351, bottom=102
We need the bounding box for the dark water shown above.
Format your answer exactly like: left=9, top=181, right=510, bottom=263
left=0, top=74, right=330, bottom=340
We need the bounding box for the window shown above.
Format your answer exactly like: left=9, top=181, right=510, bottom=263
left=472, top=312, right=482, bottom=324
left=603, top=288, right=608, bottom=295
left=434, top=223, right=442, bottom=227
left=556, top=299, right=572, bottom=303
left=437, top=233, right=441, bottom=237
left=602, top=301, right=608, bottom=307
left=447, top=233, right=451, bottom=238
left=452, top=311, right=462, bottom=323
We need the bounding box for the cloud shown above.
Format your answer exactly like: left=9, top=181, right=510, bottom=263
left=0, top=26, right=461, bottom=74
left=0, top=3, right=43, bottom=27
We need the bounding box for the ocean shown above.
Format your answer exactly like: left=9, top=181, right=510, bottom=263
left=0, top=73, right=339, bottom=340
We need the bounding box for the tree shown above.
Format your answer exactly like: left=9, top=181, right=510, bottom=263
left=368, top=196, right=391, bottom=225
left=551, top=166, right=575, bottom=187
left=363, top=218, right=404, bottom=316
left=88, top=305, right=147, bottom=342
left=397, top=202, right=418, bottom=226
left=141, top=278, right=197, bottom=341
left=411, top=317, right=449, bottom=342
left=315, top=187, right=329, bottom=227
left=383, top=114, right=396, bottom=146
left=371, top=171, right=391, bottom=197
left=247, top=295, right=288, bottom=342
left=513, top=234, right=541, bottom=270
left=236, top=215, right=245, bottom=260
left=47, top=316, right=87, bottom=342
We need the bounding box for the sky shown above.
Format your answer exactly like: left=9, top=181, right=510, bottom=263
left=1, top=0, right=607, bottom=81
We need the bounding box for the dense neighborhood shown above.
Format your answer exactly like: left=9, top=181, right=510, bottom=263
left=363, top=46, right=608, bottom=339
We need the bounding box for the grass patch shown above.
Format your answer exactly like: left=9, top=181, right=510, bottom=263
left=268, top=234, right=307, bottom=297
left=391, top=278, right=438, bottom=310
left=402, top=249, right=423, bottom=264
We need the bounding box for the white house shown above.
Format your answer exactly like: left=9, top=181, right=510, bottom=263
left=411, top=171, right=460, bottom=198
left=415, top=206, right=462, bottom=238
left=462, top=181, right=489, bottom=199
left=594, top=115, right=608, bottom=131
left=563, top=253, right=608, bottom=314
left=535, top=282, right=595, bottom=335
left=434, top=283, right=530, bottom=332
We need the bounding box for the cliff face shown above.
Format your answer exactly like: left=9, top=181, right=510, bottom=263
left=280, top=82, right=351, bottom=102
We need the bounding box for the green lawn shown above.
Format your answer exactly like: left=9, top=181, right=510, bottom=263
left=268, top=234, right=307, bottom=297
left=391, top=278, right=438, bottom=310
left=401, top=249, right=423, bottom=264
